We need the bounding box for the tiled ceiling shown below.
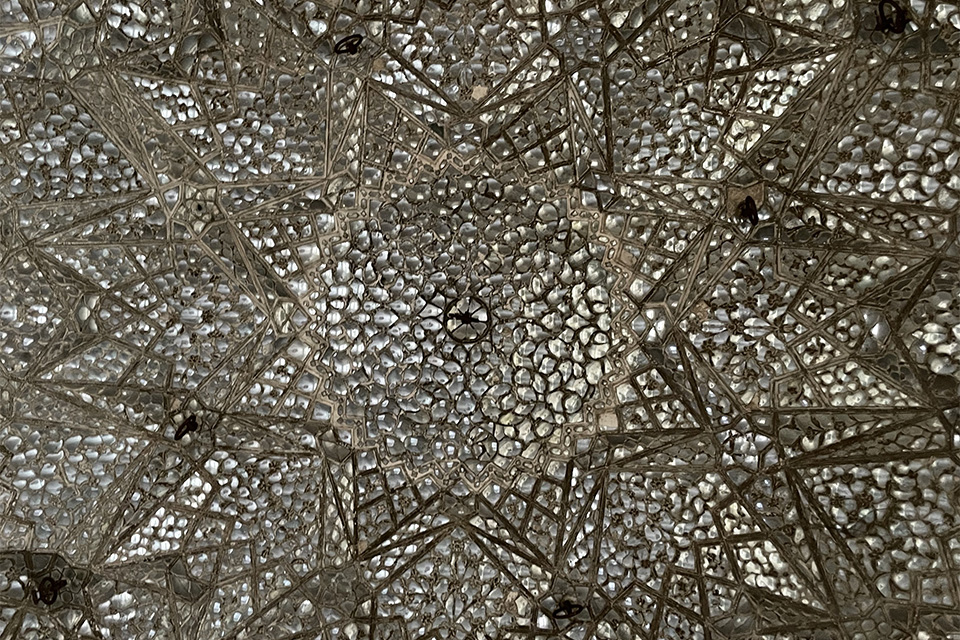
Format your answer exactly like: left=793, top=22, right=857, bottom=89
left=0, top=0, right=959, bottom=638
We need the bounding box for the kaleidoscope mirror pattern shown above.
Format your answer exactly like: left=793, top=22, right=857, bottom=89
left=0, top=0, right=959, bottom=638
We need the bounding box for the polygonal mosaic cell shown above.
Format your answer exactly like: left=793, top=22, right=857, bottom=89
left=303, top=169, right=628, bottom=482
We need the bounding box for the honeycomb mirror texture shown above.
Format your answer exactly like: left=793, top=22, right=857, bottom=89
left=0, top=0, right=958, bottom=638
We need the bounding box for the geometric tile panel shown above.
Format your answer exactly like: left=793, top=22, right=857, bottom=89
left=0, top=0, right=958, bottom=638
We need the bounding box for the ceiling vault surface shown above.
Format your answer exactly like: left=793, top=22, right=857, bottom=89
left=0, top=0, right=958, bottom=638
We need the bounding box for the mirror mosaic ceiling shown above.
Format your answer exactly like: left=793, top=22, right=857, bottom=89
left=0, top=0, right=959, bottom=638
